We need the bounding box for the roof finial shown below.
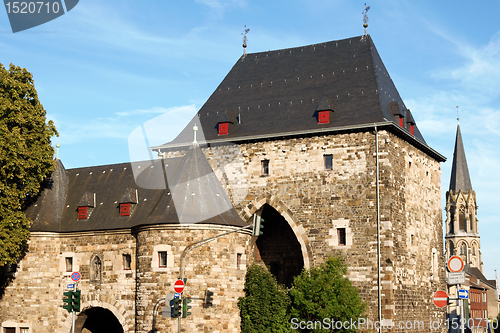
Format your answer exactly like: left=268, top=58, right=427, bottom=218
left=362, top=3, right=370, bottom=35
left=456, top=105, right=459, bottom=124
left=55, top=143, right=60, bottom=159
left=241, top=25, right=250, bottom=56
left=193, top=124, right=198, bottom=144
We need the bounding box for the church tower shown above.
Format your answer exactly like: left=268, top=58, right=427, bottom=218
left=445, top=122, right=482, bottom=271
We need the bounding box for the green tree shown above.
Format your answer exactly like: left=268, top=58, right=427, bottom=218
left=238, top=263, right=292, bottom=333
left=289, top=256, right=366, bottom=332
left=0, top=63, right=58, bottom=266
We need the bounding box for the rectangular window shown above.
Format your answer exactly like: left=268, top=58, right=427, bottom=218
left=261, top=160, right=269, bottom=176
left=324, top=154, right=333, bottom=170
left=237, top=253, right=242, bottom=270
left=158, top=251, right=168, bottom=268
left=120, top=203, right=131, bottom=217
left=20, top=328, right=30, bottom=333
left=78, top=206, right=88, bottom=220
left=218, top=122, right=228, bottom=135
left=483, top=310, right=487, bottom=319
left=4, top=328, right=15, bottom=333
left=65, top=257, right=73, bottom=272
left=338, top=228, right=346, bottom=246
left=399, top=116, right=404, bottom=127
left=482, top=293, right=486, bottom=302
left=410, top=124, right=415, bottom=135
left=123, top=254, right=131, bottom=270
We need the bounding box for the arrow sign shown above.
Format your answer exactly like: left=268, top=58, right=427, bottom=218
left=458, top=289, right=469, bottom=299
left=173, top=279, right=185, bottom=293
left=433, top=290, right=449, bottom=308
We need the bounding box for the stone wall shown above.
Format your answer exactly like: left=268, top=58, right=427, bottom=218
left=165, top=129, right=447, bottom=331
left=0, top=225, right=251, bottom=333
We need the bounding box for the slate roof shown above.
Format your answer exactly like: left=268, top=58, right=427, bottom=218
left=468, top=267, right=496, bottom=289
left=27, top=144, right=246, bottom=233
left=152, top=35, right=444, bottom=162
left=449, top=123, right=473, bottom=192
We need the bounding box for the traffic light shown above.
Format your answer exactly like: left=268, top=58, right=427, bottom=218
left=171, top=297, right=182, bottom=318
left=182, top=297, right=192, bottom=318
left=63, top=291, right=73, bottom=312
left=204, top=290, right=214, bottom=308
left=73, top=290, right=81, bottom=312
left=252, top=214, right=264, bottom=237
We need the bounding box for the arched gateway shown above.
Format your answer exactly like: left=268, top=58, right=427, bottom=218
left=74, top=307, right=123, bottom=333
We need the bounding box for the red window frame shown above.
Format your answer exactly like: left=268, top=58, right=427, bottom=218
left=78, top=206, right=88, bottom=220
left=399, top=116, right=404, bottom=127
left=318, top=111, right=330, bottom=124
left=410, top=124, right=414, bottom=135
left=158, top=252, right=168, bottom=268
left=218, top=122, right=228, bottom=135
left=120, top=203, right=131, bottom=216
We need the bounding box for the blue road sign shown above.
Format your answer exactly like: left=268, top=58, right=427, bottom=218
left=458, top=289, right=469, bottom=299
left=174, top=293, right=180, bottom=298
left=67, top=284, right=75, bottom=289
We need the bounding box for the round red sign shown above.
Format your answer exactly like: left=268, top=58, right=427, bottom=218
left=447, top=256, right=464, bottom=272
left=173, top=279, right=185, bottom=293
left=433, top=290, right=448, bottom=308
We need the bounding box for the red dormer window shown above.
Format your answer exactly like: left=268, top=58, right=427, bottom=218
left=120, top=203, right=131, bottom=216
left=410, top=124, right=414, bottom=135
left=399, top=116, right=404, bottom=127
left=78, top=206, right=88, bottom=220
left=218, top=122, right=228, bottom=135
left=318, top=111, right=330, bottom=124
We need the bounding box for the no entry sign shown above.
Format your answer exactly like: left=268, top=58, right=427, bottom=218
left=447, top=256, right=464, bottom=272
left=173, top=279, right=185, bottom=293
left=433, top=290, right=449, bottom=308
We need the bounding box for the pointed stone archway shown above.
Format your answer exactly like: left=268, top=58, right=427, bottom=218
left=74, top=307, right=124, bottom=333
left=241, top=195, right=311, bottom=286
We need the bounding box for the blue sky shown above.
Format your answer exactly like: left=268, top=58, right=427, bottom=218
left=1, top=1, right=499, bottom=281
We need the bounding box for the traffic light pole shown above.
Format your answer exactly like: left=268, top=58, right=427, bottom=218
left=72, top=282, right=77, bottom=333
left=177, top=224, right=253, bottom=333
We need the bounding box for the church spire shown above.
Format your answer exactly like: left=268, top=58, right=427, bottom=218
left=449, top=123, right=472, bottom=193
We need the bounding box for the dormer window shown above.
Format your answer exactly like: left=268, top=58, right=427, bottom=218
left=316, top=96, right=334, bottom=125
left=120, top=203, right=131, bottom=216
left=78, top=206, right=88, bottom=220
left=399, top=116, right=404, bottom=128
left=119, top=188, right=138, bottom=217
left=77, top=192, right=95, bottom=220
left=218, top=122, right=229, bottom=135
left=318, top=111, right=330, bottom=124
left=410, top=124, right=414, bottom=135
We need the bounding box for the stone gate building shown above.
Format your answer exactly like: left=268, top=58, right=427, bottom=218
left=1, top=34, right=447, bottom=332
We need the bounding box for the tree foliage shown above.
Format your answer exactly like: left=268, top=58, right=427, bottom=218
left=238, top=263, right=292, bottom=333
left=0, top=63, right=58, bottom=266
left=289, top=256, right=367, bottom=332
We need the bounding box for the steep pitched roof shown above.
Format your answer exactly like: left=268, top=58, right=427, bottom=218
left=153, top=35, right=444, bottom=162
left=449, top=123, right=473, bottom=192
left=28, top=144, right=246, bottom=233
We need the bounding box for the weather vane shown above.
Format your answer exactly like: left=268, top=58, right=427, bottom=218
left=362, top=3, right=370, bottom=35
left=242, top=25, right=250, bottom=55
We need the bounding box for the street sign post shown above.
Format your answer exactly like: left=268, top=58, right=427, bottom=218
left=173, top=280, right=185, bottom=293
left=447, top=256, right=464, bottom=272
left=448, top=271, right=466, bottom=285
left=458, top=289, right=469, bottom=299
left=433, top=290, right=449, bottom=308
